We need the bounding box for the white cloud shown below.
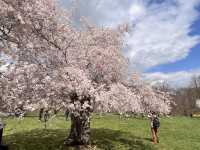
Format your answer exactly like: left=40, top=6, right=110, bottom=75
left=62, top=0, right=200, bottom=70
left=126, top=0, right=200, bottom=70
left=143, top=69, right=200, bottom=88
left=129, top=1, right=146, bottom=21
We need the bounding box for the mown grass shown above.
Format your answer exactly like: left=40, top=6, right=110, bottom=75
left=1, top=114, right=200, bottom=150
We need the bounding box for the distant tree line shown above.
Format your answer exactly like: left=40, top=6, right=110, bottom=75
left=154, top=75, right=200, bottom=116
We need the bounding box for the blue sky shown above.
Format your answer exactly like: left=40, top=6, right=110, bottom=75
left=147, top=43, right=200, bottom=73
left=62, top=0, right=200, bottom=88
left=147, top=8, right=200, bottom=73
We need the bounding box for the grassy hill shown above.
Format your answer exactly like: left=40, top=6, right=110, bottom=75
left=2, top=114, right=200, bottom=150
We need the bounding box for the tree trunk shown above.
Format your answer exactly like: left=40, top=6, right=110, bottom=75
left=66, top=111, right=91, bottom=146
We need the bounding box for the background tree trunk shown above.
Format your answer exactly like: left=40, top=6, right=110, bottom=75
left=66, top=110, right=91, bottom=145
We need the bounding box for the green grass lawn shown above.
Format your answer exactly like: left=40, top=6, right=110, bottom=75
left=2, top=114, right=200, bottom=150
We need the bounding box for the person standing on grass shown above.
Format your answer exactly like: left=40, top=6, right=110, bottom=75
left=0, top=118, right=4, bottom=145
left=39, top=108, right=44, bottom=121
left=148, top=111, right=160, bottom=144
left=64, top=109, right=70, bottom=121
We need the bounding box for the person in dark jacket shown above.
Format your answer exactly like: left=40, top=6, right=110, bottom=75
left=147, top=112, right=160, bottom=144
left=0, top=118, right=4, bottom=145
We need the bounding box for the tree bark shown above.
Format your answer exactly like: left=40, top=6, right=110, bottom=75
left=66, top=110, right=91, bottom=146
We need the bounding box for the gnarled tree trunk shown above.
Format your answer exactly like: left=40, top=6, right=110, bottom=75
left=66, top=110, right=91, bottom=145
left=65, top=92, right=92, bottom=146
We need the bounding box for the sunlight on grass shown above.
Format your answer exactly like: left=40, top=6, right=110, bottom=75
left=2, top=114, right=200, bottom=150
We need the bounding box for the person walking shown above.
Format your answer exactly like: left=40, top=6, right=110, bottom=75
left=148, top=111, right=160, bottom=144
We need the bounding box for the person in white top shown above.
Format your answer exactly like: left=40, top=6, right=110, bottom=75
left=147, top=111, right=160, bottom=144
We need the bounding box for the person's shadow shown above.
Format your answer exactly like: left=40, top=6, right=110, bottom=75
left=3, top=128, right=156, bottom=150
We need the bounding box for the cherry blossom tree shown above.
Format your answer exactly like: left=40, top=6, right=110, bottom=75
left=0, top=0, right=172, bottom=145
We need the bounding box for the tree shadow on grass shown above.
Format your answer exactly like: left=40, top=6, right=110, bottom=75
left=4, top=129, right=68, bottom=150
left=91, top=128, right=156, bottom=150
left=3, top=128, right=156, bottom=150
